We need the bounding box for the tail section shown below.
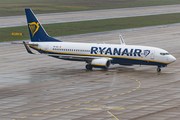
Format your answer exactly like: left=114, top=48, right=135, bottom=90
left=25, top=8, right=61, bottom=42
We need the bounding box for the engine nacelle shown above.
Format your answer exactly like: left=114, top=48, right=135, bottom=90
left=91, top=58, right=111, bottom=68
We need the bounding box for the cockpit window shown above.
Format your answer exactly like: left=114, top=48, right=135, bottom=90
left=160, top=53, right=170, bottom=55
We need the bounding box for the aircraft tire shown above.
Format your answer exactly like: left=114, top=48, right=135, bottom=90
left=86, top=64, right=92, bottom=70
left=157, top=67, right=161, bottom=72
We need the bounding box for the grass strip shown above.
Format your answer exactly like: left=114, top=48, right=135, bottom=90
left=1, top=0, right=180, bottom=16
left=1, top=13, right=180, bottom=42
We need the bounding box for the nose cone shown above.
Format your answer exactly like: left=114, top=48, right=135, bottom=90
left=168, top=55, right=176, bottom=63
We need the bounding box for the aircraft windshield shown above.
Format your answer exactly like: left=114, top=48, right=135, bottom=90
left=160, top=53, right=170, bottom=55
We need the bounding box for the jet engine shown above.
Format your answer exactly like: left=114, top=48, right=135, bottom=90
left=91, top=58, right=112, bottom=68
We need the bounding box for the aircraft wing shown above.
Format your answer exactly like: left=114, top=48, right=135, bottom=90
left=49, top=54, right=102, bottom=61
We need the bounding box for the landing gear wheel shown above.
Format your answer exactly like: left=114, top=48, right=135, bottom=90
left=86, top=64, right=92, bottom=70
left=157, top=67, right=161, bottom=72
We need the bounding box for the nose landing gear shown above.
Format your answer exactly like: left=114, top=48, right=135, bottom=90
left=157, top=65, right=167, bottom=72
left=157, top=67, right=161, bottom=72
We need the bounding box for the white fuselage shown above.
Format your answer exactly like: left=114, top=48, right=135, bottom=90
left=29, top=42, right=176, bottom=67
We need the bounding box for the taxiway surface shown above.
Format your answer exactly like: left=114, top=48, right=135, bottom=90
left=1, top=4, right=180, bottom=28
left=0, top=24, right=180, bottom=120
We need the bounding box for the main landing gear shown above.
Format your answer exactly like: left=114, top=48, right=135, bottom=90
left=86, top=64, right=92, bottom=70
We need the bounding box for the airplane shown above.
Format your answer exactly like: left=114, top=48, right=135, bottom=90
left=23, top=8, right=176, bottom=72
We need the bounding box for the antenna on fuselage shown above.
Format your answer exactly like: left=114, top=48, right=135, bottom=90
left=119, top=34, right=126, bottom=45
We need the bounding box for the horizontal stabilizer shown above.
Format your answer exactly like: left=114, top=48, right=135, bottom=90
left=27, top=43, right=38, bottom=47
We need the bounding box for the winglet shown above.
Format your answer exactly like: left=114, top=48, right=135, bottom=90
left=23, top=41, right=34, bottom=54
left=119, top=35, right=126, bottom=45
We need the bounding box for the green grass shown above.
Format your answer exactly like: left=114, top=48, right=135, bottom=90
left=0, top=0, right=180, bottom=16
left=1, top=13, right=180, bottom=42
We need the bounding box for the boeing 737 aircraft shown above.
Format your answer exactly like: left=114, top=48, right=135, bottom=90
left=23, top=8, right=176, bottom=72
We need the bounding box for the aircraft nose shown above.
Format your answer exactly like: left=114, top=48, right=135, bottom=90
left=168, top=55, right=176, bottom=63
